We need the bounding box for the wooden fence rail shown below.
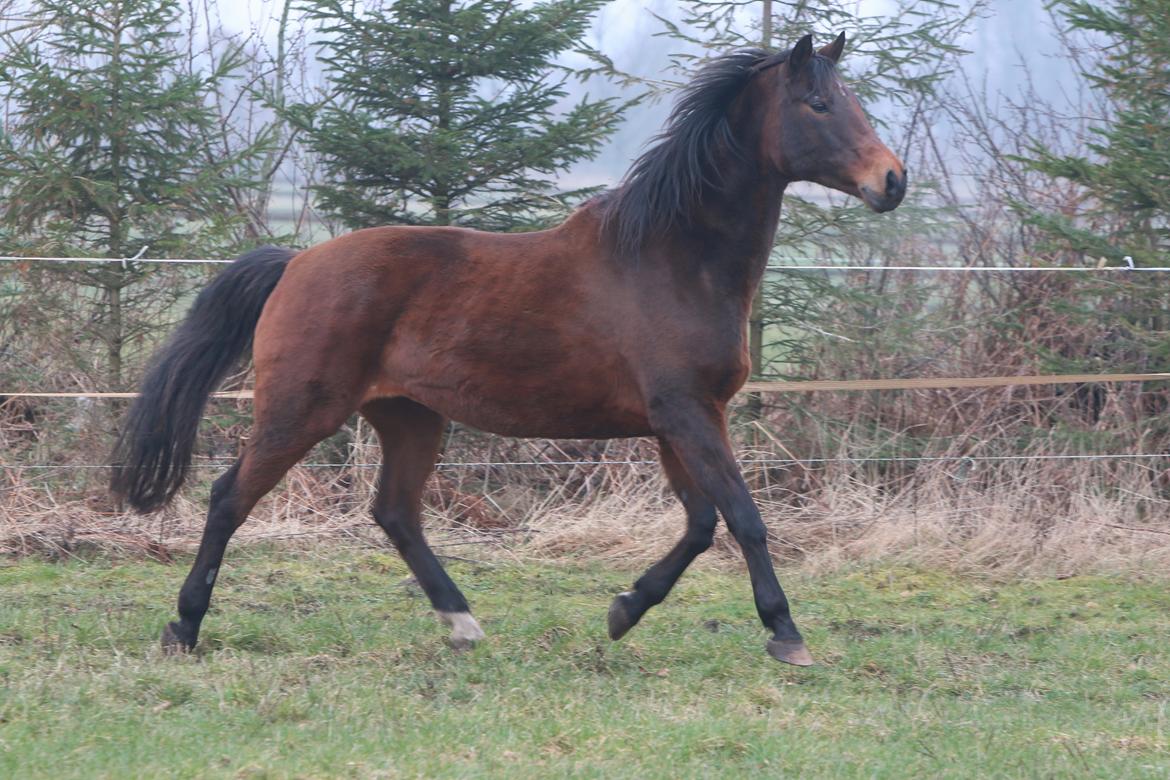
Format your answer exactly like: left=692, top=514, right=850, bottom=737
left=4, top=372, right=1170, bottom=400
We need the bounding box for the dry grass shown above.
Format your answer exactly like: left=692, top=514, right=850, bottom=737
left=520, top=457, right=1170, bottom=578
left=4, top=444, right=1169, bottom=578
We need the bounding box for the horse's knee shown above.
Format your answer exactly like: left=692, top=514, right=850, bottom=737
left=373, top=507, right=419, bottom=549
left=726, top=512, right=767, bottom=548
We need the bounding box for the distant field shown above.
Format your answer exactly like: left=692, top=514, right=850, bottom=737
left=0, top=548, right=1167, bottom=778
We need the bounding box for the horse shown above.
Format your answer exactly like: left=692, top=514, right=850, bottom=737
left=111, top=33, right=906, bottom=666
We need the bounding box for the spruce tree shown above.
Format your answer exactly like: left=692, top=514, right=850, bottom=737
left=1022, top=0, right=1170, bottom=265
left=1016, top=0, right=1170, bottom=374
left=288, top=0, right=626, bottom=230
left=0, top=0, right=271, bottom=389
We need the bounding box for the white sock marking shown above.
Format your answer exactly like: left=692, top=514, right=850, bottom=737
left=438, top=611, right=485, bottom=645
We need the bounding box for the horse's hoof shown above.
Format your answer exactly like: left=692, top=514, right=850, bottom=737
left=438, top=611, right=485, bottom=651
left=766, top=638, right=814, bottom=667
left=607, top=591, right=640, bottom=641
left=160, top=622, right=195, bottom=655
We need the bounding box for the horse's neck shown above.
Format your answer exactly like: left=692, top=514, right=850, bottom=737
left=706, top=96, right=790, bottom=296
left=678, top=172, right=787, bottom=301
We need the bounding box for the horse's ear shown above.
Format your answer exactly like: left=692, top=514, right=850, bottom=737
left=819, top=32, right=846, bottom=64
left=789, top=34, right=814, bottom=76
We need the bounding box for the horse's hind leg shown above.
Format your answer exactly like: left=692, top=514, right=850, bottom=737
left=161, top=401, right=352, bottom=653
left=608, top=440, right=717, bottom=641
left=362, top=397, right=483, bottom=649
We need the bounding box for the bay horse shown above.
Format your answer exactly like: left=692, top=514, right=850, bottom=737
left=112, top=33, right=906, bottom=666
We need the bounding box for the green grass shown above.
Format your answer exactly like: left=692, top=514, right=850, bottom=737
left=1, top=547, right=1168, bottom=778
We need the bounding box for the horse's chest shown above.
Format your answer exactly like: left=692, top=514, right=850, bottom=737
left=646, top=315, right=751, bottom=401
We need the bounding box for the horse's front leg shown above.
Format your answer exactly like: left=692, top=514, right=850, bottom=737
left=647, top=394, right=812, bottom=666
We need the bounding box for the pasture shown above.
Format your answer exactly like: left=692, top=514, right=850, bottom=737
left=3, top=3, right=1169, bottom=778
left=1, top=546, right=1167, bottom=778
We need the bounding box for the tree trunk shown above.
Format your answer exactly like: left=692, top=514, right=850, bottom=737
left=745, top=0, right=773, bottom=420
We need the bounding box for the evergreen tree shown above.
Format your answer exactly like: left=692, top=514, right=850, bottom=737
left=1015, top=0, right=1170, bottom=375
left=0, top=0, right=272, bottom=389
left=288, top=0, right=627, bottom=230
left=1022, top=0, right=1170, bottom=265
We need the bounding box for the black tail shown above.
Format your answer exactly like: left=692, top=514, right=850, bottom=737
left=110, top=246, right=296, bottom=512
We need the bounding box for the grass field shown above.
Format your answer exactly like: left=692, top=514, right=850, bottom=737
left=1, top=546, right=1167, bottom=778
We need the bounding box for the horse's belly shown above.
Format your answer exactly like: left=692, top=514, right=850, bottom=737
left=424, top=379, right=650, bottom=439
left=450, top=403, right=650, bottom=439
left=366, top=362, right=650, bottom=439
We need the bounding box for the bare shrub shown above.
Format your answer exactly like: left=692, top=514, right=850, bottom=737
left=4, top=413, right=1168, bottom=577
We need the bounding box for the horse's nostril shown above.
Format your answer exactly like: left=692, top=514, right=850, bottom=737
left=885, top=169, right=900, bottom=197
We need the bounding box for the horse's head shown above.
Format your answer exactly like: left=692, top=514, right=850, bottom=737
left=750, top=33, right=907, bottom=213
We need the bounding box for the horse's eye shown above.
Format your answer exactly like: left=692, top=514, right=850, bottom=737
left=810, top=101, right=829, bottom=114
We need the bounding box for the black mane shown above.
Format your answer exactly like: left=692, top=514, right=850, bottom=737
left=600, top=47, right=836, bottom=257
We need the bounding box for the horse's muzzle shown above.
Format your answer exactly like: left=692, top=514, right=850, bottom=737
left=860, top=167, right=908, bottom=213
